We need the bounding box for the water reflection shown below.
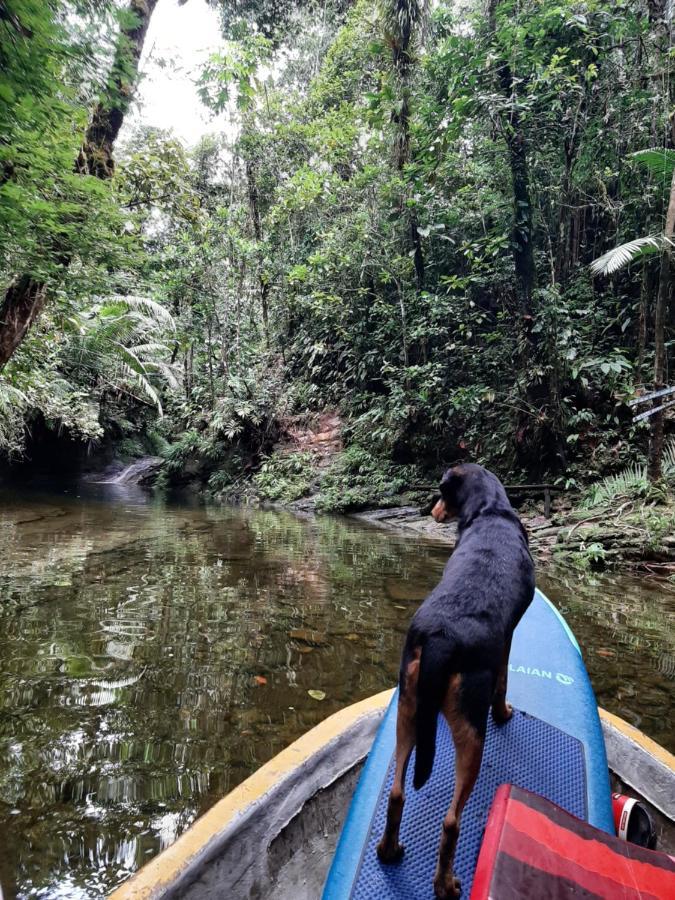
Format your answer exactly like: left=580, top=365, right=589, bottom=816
left=0, top=486, right=673, bottom=898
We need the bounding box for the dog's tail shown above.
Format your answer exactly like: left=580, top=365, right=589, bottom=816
left=413, top=632, right=455, bottom=790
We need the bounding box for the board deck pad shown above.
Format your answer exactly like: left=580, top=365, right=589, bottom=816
left=323, top=590, right=614, bottom=900
left=350, top=713, right=585, bottom=899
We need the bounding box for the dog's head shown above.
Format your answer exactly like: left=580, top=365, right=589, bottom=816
left=431, top=463, right=505, bottom=524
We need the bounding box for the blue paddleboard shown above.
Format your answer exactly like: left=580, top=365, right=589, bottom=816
left=323, top=589, right=614, bottom=899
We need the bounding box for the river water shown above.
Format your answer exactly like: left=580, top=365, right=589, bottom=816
left=0, top=484, right=673, bottom=898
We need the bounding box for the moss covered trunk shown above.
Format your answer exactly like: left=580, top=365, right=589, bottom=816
left=0, top=0, right=158, bottom=372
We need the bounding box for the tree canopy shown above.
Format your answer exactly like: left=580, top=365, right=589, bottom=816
left=1, top=0, right=674, bottom=493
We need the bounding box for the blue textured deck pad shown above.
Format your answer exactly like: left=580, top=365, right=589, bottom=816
left=350, top=710, right=585, bottom=899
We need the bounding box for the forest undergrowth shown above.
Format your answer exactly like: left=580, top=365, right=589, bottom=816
left=2, top=0, right=675, bottom=540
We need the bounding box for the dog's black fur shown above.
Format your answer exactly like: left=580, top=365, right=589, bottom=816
left=377, top=463, right=535, bottom=898
left=410, top=463, right=535, bottom=787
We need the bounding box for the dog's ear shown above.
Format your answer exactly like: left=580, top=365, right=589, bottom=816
left=432, top=467, right=464, bottom=522
left=439, top=465, right=464, bottom=500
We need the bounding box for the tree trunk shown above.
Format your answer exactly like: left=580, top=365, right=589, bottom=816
left=0, top=276, right=47, bottom=366
left=245, top=155, right=270, bottom=347
left=0, top=0, right=158, bottom=372
left=648, top=166, right=675, bottom=482
left=507, top=126, right=537, bottom=315
left=76, top=0, right=158, bottom=177
left=487, top=0, right=570, bottom=474
left=184, top=342, right=194, bottom=401
left=554, top=101, right=584, bottom=285
left=488, top=0, right=536, bottom=320
left=637, top=266, right=649, bottom=374
left=385, top=1, right=426, bottom=340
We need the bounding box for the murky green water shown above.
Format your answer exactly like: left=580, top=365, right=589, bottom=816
left=0, top=485, right=673, bottom=898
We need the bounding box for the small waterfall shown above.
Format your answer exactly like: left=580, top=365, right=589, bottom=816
left=94, top=456, right=164, bottom=485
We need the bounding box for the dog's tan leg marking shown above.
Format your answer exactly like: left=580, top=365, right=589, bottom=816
left=433, top=675, right=485, bottom=899
left=491, top=637, right=513, bottom=724
left=377, top=649, right=419, bottom=864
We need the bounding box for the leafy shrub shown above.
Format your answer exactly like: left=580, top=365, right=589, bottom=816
left=568, top=541, right=607, bottom=571
left=206, top=454, right=250, bottom=495
left=315, top=445, right=419, bottom=513
left=163, top=430, right=223, bottom=474
left=207, top=469, right=238, bottom=493
left=664, top=441, right=675, bottom=482
left=641, top=509, right=674, bottom=553
left=117, top=438, right=145, bottom=460
left=0, top=384, right=28, bottom=457
left=253, top=451, right=315, bottom=501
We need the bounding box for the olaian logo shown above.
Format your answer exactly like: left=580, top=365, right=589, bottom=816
left=509, top=663, right=574, bottom=686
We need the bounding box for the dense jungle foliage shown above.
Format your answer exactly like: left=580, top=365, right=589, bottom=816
left=2, top=0, right=675, bottom=504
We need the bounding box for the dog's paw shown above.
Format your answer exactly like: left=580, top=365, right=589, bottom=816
left=376, top=840, right=405, bottom=864
left=433, top=873, right=461, bottom=898
left=492, top=700, right=513, bottom=724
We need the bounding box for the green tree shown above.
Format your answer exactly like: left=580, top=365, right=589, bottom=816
left=592, top=148, right=675, bottom=482
left=0, top=0, right=159, bottom=370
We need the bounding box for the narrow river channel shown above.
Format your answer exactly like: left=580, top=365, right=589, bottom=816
left=0, top=484, right=673, bottom=898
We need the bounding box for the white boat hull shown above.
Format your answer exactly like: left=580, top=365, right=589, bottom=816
left=110, top=691, right=675, bottom=900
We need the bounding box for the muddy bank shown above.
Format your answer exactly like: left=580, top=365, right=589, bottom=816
left=352, top=506, right=557, bottom=559
left=352, top=503, right=675, bottom=573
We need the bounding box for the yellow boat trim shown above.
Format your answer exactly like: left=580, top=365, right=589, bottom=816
left=599, top=707, right=675, bottom=772
left=109, top=697, right=672, bottom=899
left=109, top=688, right=394, bottom=900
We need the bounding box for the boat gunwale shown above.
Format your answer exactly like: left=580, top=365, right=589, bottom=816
left=600, top=707, right=675, bottom=819
left=108, top=689, right=394, bottom=900
left=109, top=692, right=674, bottom=899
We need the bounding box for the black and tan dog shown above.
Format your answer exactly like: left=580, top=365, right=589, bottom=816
left=376, top=464, right=535, bottom=898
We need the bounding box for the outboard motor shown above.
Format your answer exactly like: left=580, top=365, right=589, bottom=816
left=612, top=793, right=657, bottom=849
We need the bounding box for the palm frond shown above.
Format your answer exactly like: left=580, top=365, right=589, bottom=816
left=151, top=360, right=181, bottom=390
left=117, top=361, right=163, bottom=415
left=59, top=294, right=178, bottom=414
left=380, top=0, right=429, bottom=47
left=632, top=148, right=675, bottom=178
left=128, top=342, right=169, bottom=356
left=590, top=236, right=663, bottom=276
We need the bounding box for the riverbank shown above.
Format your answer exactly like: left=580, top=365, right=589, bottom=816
left=350, top=499, right=675, bottom=574
left=110, top=452, right=675, bottom=572
left=7, top=422, right=675, bottom=573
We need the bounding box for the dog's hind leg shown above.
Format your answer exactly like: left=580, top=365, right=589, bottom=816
left=433, top=672, right=489, bottom=900
left=491, top=636, right=513, bottom=724
left=377, top=650, right=419, bottom=864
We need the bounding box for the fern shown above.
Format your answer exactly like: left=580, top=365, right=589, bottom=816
left=0, top=382, right=28, bottom=455
left=580, top=463, right=649, bottom=509
left=663, top=440, right=675, bottom=480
